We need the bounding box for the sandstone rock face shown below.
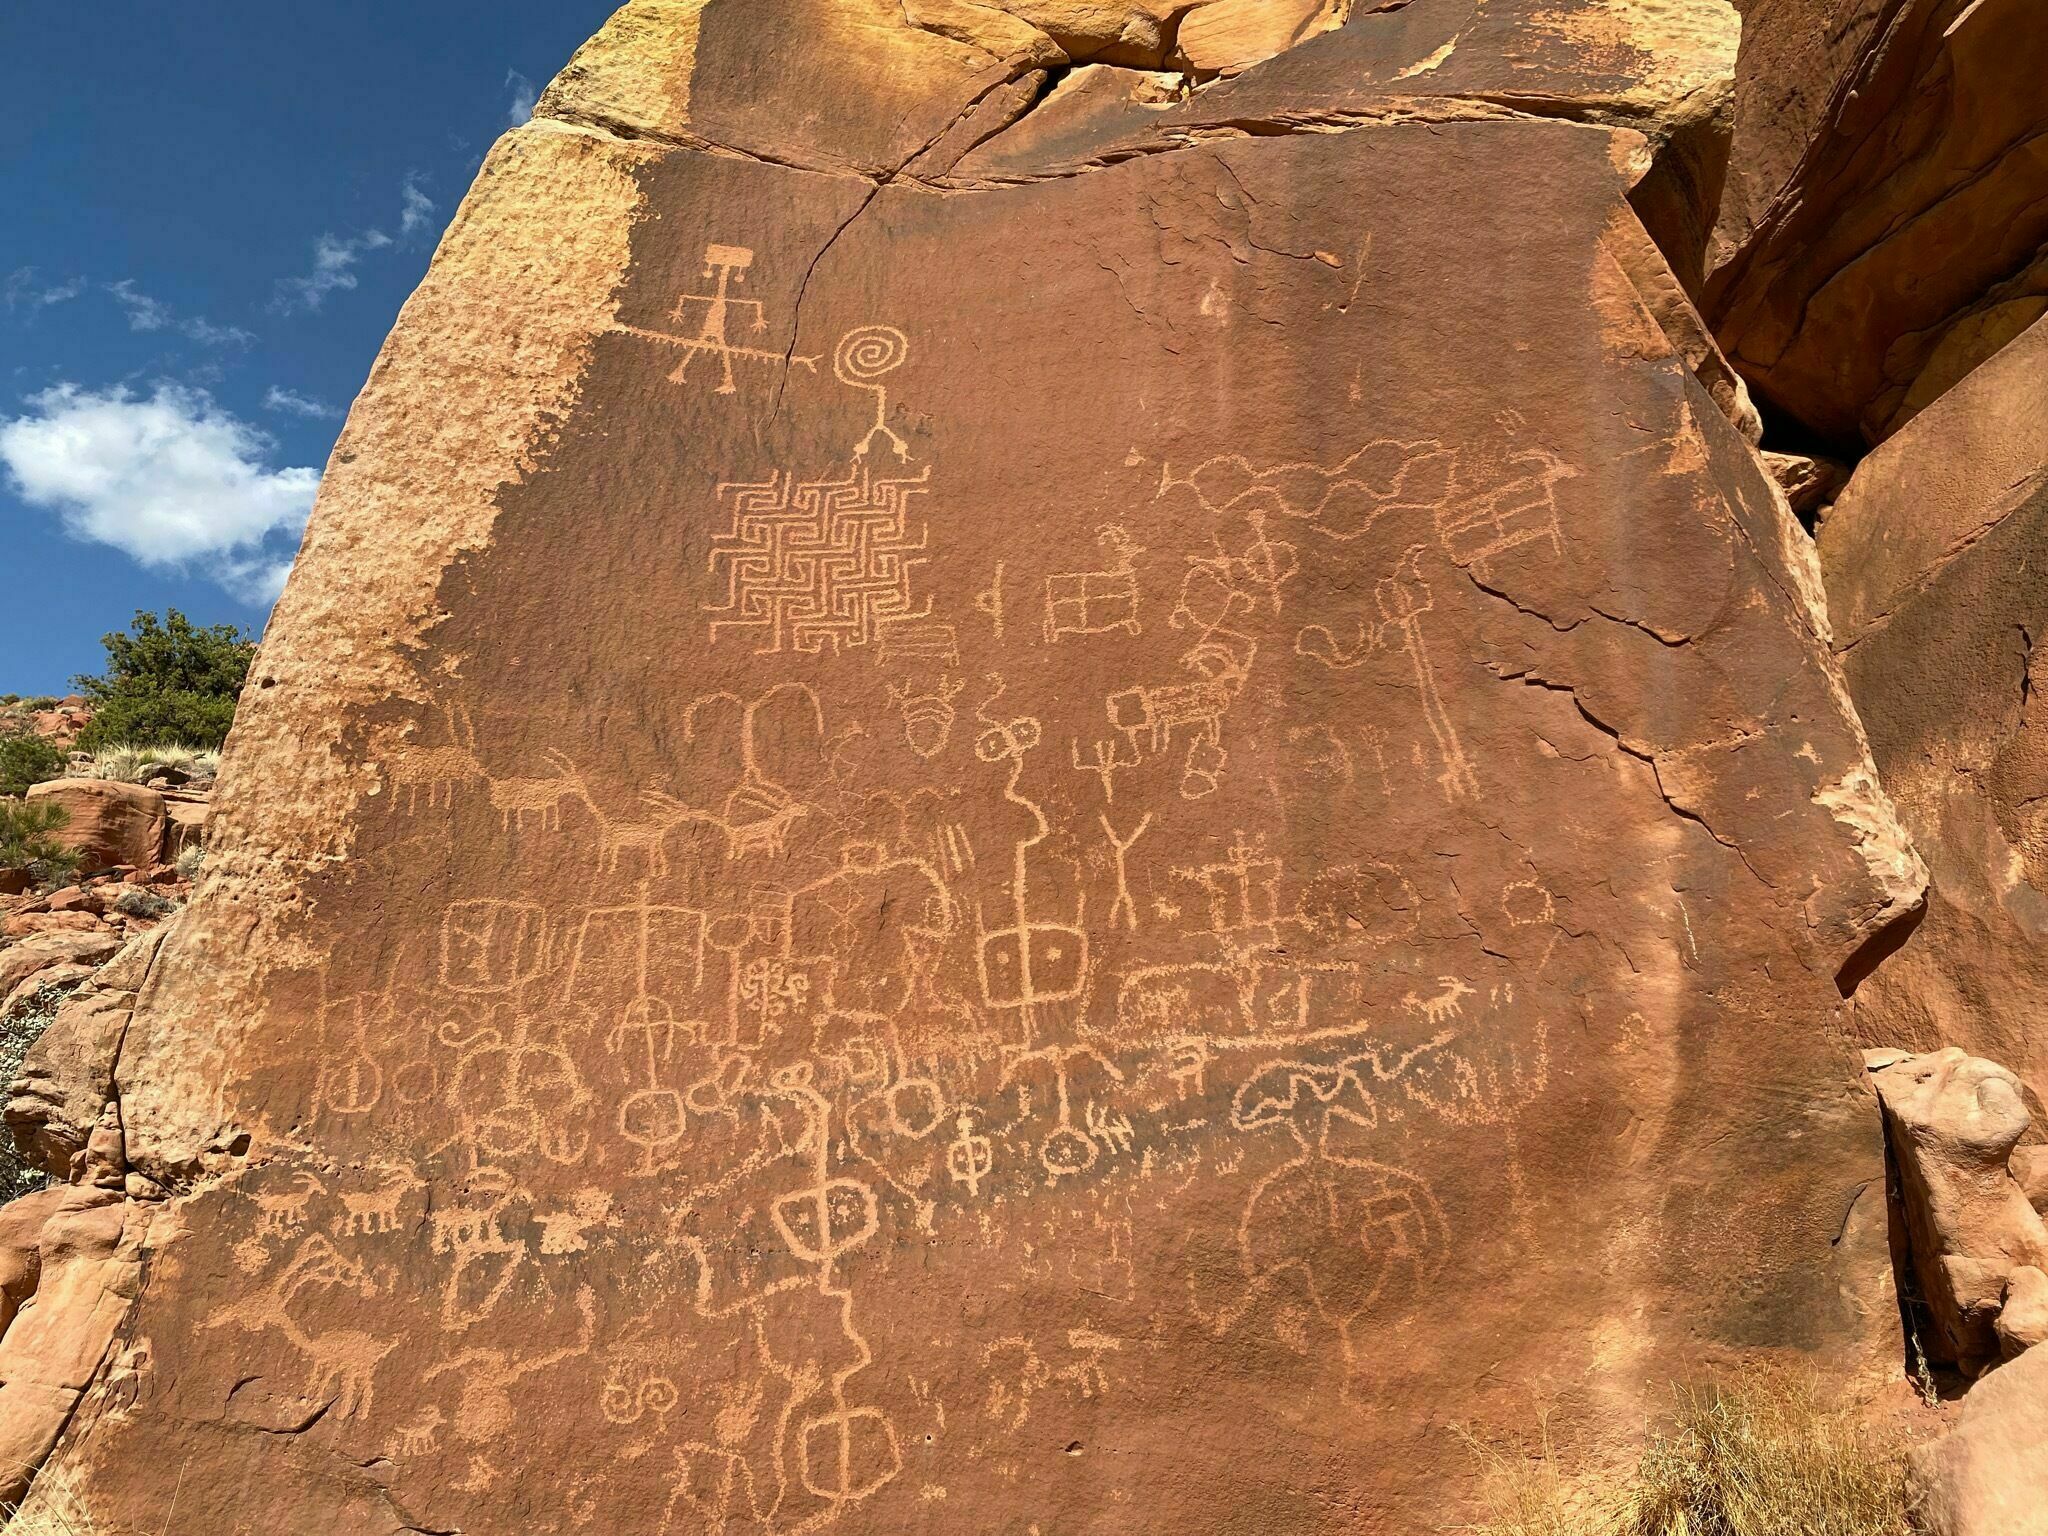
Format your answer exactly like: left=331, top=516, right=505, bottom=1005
left=0, top=1187, right=71, bottom=1337
left=25, top=779, right=167, bottom=874
left=23, top=4, right=1929, bottom=1530
left=1866, top=1048, right=2048, bottom=1374
left=1819, top=313, right=2048, bottom=1090
left=0, top=932, right=121, bottom=1005
left=927, top=0, right=1742, bottom=303
left=1706, top=0, right=2048, bottom=442
left=1908, top=1335, right=2048, bottom=1536
left=7, top=945, right=158, bottom=1184
left=3, top=926, right=172, bottom=1185
left=0, top=1181, right=145, bottom=1510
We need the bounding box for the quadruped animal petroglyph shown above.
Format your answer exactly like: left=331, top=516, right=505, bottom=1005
left=35, top=20, right=1948, bottom=1528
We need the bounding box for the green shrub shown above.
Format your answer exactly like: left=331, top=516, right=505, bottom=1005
left=0, top=800, right=80, bottom=888
left=0, top=733, right=63, bottom=797
left=73, top=609, right=255, bottom=754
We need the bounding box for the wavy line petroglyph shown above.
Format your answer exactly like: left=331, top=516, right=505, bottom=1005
left=190, top=352, right=1619, bottom=1536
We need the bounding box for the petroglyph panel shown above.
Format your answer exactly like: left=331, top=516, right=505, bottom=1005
left=69, top=67, right=1912, bottom=1536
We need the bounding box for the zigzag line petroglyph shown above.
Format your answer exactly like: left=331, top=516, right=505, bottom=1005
left=1160, top=438, right=1457, bottom=543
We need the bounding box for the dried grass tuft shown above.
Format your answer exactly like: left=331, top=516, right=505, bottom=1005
left=1457, top=1368, right=1911, bottom=1536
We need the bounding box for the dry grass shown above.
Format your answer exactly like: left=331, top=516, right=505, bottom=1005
left=89, top=743, right=220, bottom=784
left=1459, top=1368, right=1911, bottom=1536
left=3, top=1461, right=100, bottom=1534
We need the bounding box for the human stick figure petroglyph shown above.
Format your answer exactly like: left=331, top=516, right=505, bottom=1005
left=1070, top=734, right=1141, bottom=804
left=619, top=243, right=818, bottom=398
left=1099, top=810, right=1152, bottom=933
left=835, top=325, right=911, bottom=460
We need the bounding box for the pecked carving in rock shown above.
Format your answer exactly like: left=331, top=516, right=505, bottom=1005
left=1866, top=1047, right=2048, bottom=1375
left=17, top=3, right=1928, bottom=1530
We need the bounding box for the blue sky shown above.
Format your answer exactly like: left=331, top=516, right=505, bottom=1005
left=0, top=2, right=618, bottom=696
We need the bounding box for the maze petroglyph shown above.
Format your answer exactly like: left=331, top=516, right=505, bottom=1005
left=705, top=464, right=938, bottom=658
left=137, top=245, right=1727, bottom=1536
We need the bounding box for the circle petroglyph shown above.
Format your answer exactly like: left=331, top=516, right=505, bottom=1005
left=833, top=324, right=908, bottom=387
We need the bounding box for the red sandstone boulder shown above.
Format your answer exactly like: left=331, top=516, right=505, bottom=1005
left=1818, top=313, right=2048, bottom=1090
left=1866, top=1048, right=2048, bottom=1374
left=1707, top=0, right=2048, bottom=442
left=0, top=932, right=121, bottom=1004
left=14, top=5, right=1934, bottom=1532
left=1, top=913, right=106, bottom=939
left=160, top=792, right=208, bottom=858
left=24, top=780, right=166, bottom=873
left=1908, top=1338, right=2048, bottom=1536
left=0, top=1182, right=144, bottom=1510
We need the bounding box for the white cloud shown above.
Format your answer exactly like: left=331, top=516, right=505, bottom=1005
left=105, top=279, right=253, bottom=346
left=0, top=383, right=317, bottom=603
left=106, top=278, right=170, bottom=332
left=263, top=385, right=341, bottom=420
left=400, top=174, right=437, bottom=241
left=506, top=70, right=538, bottom=126
left=4, top=269, right=86, bottom=311
left=181, top=315, right=256, bottom=347
left=274, top=229, right=394, bottom=313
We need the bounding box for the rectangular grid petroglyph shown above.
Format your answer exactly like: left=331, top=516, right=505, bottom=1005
left=705, top=464, right=936, bottom=656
